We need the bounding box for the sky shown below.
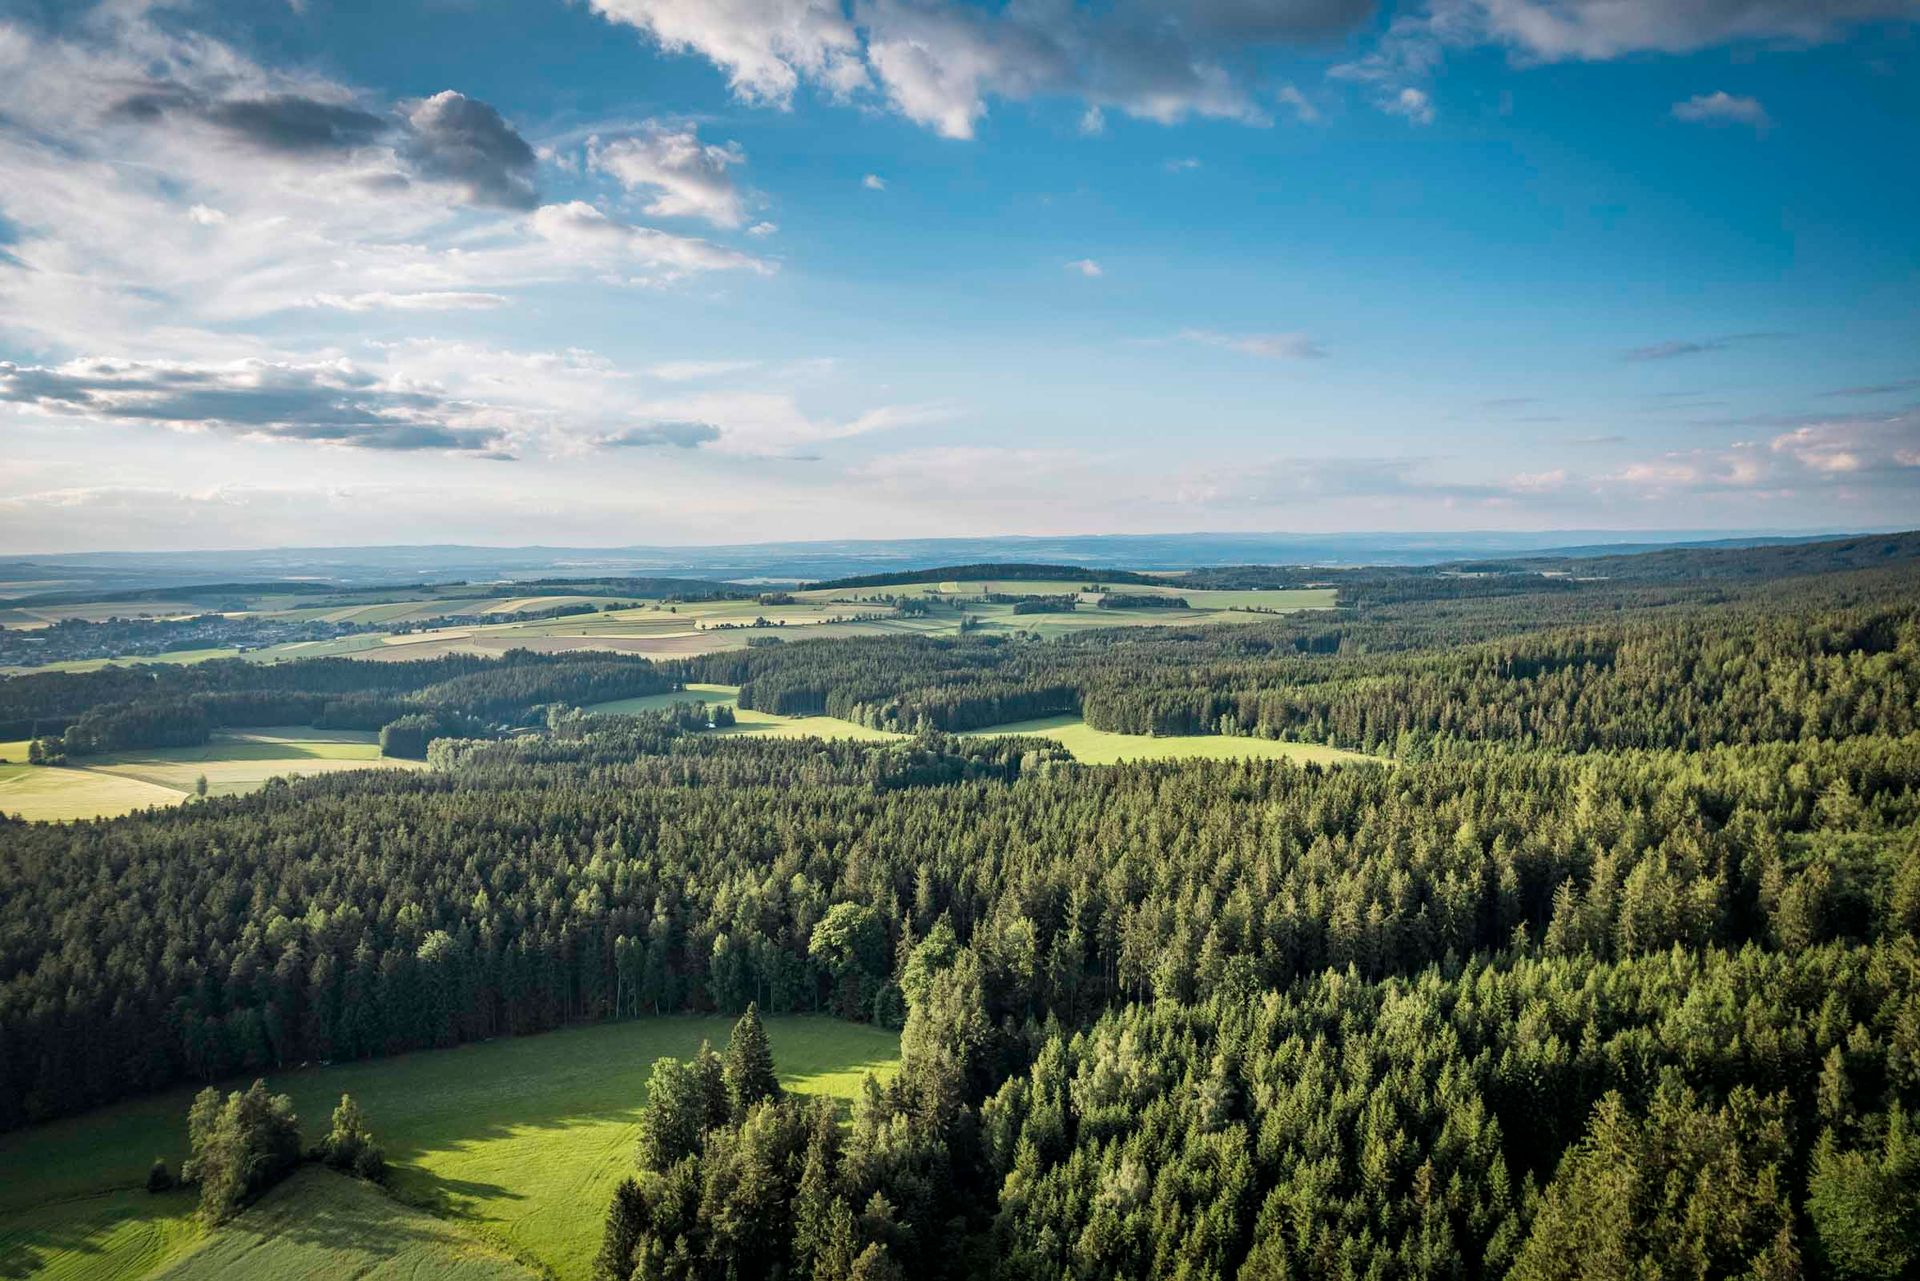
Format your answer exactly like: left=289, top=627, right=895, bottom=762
left=0, top=0, right=1916, bottom=553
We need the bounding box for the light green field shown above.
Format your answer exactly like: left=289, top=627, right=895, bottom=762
left=585, top=688, right=904, bottom=743
left=0, top=728, right=423, bottom=822
left=144, top=1168, right=539, bottom=1281
left=581, top=683, right=742, bottom=715
left=0, top=1016, right=900, bottom=1281
left=960, top=714, right=1379, bottom=766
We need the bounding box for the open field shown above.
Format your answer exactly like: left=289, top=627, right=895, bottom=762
left=0, top=1015, right=899, bottom=1281
left=958, top=714, right=1381, bottom=765
left=3, top=582, right=1338, bottom=673
left=585, top=693, right=1373, bottom=762
left=0, top=728, right=423, bottom=822
left=587, top=686, right=905, bottom=742
left=147, top=1168, right=539, bottom=1281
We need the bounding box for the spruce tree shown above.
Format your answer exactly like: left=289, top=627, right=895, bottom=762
left=594, top=1176, right=647, bottom=1281
left=724, top=1002, right=779, bottom=1117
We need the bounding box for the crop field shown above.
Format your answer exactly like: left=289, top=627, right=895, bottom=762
left=0, top=1015, right=901, bottom=1281
left=0, top=728, right=423, bottom=822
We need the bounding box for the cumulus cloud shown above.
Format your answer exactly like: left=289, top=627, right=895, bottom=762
left=0, top=357, right=512, bottom=453
left=1066, top=258, right=1104, bottom=277
left=594, top=420, right=723, bottom=448
left=590, top=123, right=750, bottom=227
left=1180, top=329, right=1327, bottom=360
left=0, top=13, right=771, bottom=358
left=403, top=91, right=540, bottom=209
left=584, top=0, right=869, bottom=107
left=587, top=0, right=1376, bottom=139
left=1672, top=91, right=1769, bottom=129
left=862, top=172, right=888, bottom=189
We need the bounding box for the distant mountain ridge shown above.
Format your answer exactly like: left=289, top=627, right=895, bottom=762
left=2, top=528, right=1900, bottom=593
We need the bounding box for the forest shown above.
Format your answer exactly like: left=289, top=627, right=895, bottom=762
left=0, top=535, right=1916, bottom=1278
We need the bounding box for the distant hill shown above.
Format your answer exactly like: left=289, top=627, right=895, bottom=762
left=804, top=563, right=1159, bottom=591
left=3, top=527, right=1902, bottom=594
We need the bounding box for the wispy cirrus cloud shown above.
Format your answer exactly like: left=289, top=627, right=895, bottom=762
left=1179, top=329, right=1327, bottom=360
left=1622, top=332, right=1791, bottom=362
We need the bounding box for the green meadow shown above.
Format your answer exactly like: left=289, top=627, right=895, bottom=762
left=0, top=728, right=423, bottom=823
left=0, top=1016, right=900, bottom=1281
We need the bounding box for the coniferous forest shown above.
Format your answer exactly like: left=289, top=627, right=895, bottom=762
left=2, top=537, right=1919, bottom=1279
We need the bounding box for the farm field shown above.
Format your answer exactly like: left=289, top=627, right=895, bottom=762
left=0, top=727, right=422, bottom=822
left=0, top=1015, right=901, bottom=1281
left=148, top=1168, right=538, bottom=1281
left=2, top=581, right=1338, bottom=672
left=958, top=714, right=1381, bottom=765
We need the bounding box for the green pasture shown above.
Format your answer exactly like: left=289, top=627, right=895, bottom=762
left=0, top=1016, right=900, bottom=1281
left=0, top=728, right=422, bottom=822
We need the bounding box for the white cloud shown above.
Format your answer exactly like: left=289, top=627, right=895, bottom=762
left=309, top=291, right=510, bottom=311
left=1456, top=0, right=1913, bottom=61
left=583, top=0, right=868, bottom=107
left=1179, top=329, right=1327, bottom=360
left=589, top=123, right=751, bottom=227
left=0, top=13, right=774, bottom=357
left=1067, top=258, right=1103, bottom=277
left=529, top=200, right=773, bottom=279
left=1672, top=91, right=1769, bottom=130
left=1165, top=156, right=1202, bottom=172
left=585, top=0, right=1373, bottom=139
left=747, top=220, right=779, bottom=236
left=1383, top=86, right=1434, bottom=125
left=863, top=172, right=888, bottom=190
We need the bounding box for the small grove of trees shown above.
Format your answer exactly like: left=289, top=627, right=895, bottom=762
left=379, top=714, right=444, bottom=760
left=316, top=1093, right=387, bottom=1183
left=178, top=1085, right=385, bottom=1222
left=182, top=1080, right=302, bottom=1222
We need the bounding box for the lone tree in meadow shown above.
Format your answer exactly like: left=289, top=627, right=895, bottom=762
left=723, top=1003, right=779, bottom=1118
left=318, top=1093, right=386, bottom=1182
left=181, top=1080, right=301, bottom=1223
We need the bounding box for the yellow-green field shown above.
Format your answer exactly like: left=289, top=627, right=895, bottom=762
left=0, top=728, right=423, bottom=822
left=0, top=1016, right=899, bottom=1281
left=958, top=714, right=1379, bottom=765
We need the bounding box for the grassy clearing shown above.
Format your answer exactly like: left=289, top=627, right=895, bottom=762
left=960, top=714, right=1379, bottom=766
left=147, top=1168, right=539, bottom=1281
left=0, top=728, right=423, bottom=822
left=0, top=1016, right=899, bottom=1281
left=584, top=683, right=741, bottom=716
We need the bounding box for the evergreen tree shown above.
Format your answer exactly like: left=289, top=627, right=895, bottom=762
left=724, top=1003, right=779, bottom=1118
left=181, top=1080, right=301, bottom=1223
left=594, top=1176, right=646, bottom=1281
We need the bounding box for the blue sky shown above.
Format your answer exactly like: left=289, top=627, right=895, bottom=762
left=0, top=0, right=1915, bottom=552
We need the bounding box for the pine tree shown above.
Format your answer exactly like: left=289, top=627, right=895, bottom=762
left=594, top=1176, right=647, bottom=1281
left=724, top=1002, right=779, bottom=1117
